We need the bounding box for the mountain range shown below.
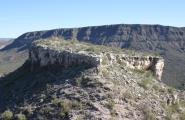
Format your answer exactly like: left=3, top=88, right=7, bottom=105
left=1, top=24, right=185, bottom=89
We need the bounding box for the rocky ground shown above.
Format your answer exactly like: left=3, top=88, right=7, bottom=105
left=0, top=38, right=185, bottom=120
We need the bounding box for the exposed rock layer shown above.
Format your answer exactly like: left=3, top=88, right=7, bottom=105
left=29, top=42, right=164, bottom=80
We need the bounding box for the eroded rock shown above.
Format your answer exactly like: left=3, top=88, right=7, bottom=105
left=29, top=39, right=164, bottom=80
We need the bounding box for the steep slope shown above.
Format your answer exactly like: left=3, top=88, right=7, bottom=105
left=0, top=39, right=13, bottom=49
left=2, top=24, right=185, bottom=89
left=1, top=38, right=185, bottom=120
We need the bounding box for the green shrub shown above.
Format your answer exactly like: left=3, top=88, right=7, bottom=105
left=74, top=77, right=83, bottom=87
left=102, top=56, right=109, bottom=65
left=16, top=113, right=26, bottom=120
left=1, top=110, right=13, bottom=120
left=167, top=87, right=175, bottom=94
left=133, top=69, right=145, bottom=74
left=138, top=79, right=151, bottom=89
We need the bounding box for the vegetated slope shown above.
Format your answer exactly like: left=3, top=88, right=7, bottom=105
left=0, top=39, right=184, bottom=120
left=0, top=39, right=27, bottom=74
left=2, top=24, right=185, bottom=89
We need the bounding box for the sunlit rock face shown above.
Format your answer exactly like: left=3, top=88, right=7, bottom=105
left=29, top=45, right=101, bottom=68
left=29, top=40, right=164, bottom=80
left=102, top=53, right=164, bottom=80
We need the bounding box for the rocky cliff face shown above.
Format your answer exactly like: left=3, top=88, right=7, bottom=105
left=3, top=24, right=185, bottom=89
left=29, top=39, right=164, bottom=80
left=6, top=24, right=185, bottom=50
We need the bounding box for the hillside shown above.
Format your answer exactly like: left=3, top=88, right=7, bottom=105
left=0, top=39, right=13, bottom=49
left=0, top=38, right=185, bottom=120
left=2, top=24, right=185, bottom=89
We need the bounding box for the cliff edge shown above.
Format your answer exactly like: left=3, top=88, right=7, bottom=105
left=30, top=38, right=164, bottom=80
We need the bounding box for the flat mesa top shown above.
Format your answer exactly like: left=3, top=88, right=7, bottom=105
left=33, top=37, right=161, bottom=57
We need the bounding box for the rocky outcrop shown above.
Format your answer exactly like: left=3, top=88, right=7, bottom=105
left=105, top=53, right=164, bottom=80
left=29, top=45, right=101, bottom=68
left=29, top=41, right=164, bottom=80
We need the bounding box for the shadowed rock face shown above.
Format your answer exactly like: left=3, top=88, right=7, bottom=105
left=3, top=24, right=185, bottom=88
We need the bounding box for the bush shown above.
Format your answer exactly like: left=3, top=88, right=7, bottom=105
left=51, top=97, right=60, bottom=106
left=105, top=100, right=115, bottom=110
left=74, top=77, right=83, bottom=87
left=167, top=87, right=175, bottom=94
left=101, top=56, right=109, bottom=65
left=143, top=106, right=156, bottom=120
left=16, top=113, right=26, bottom=120
left=152, top=84, right=160, bottom=91
left=161, top=101, right=180, bottom=119
left=179, top=113, right=185, bottom=120
left=123, top=91, right=133, bottom=99
left=138, top=79, right=151, bottom=89
left=59, top=99, right=82, bottom=118
left=1, top=110, right=13, bottom=120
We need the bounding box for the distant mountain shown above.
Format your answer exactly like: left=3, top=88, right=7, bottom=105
left=2, top=24, right=185, bottom=89
left=0, top=39, right=13, bottom=49
left=0, top=38, right=13, bottom=41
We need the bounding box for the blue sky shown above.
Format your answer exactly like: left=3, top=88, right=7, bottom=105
left=0, top=0, right=185, bottom=38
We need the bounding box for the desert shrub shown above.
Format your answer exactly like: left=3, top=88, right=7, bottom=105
left=59, top=99, right=82, bottom=118
left=59, top=100, right=72, bottom=114
left=102, top=56, right=109, bottom=65
left=144, top=71, right=153, bottom=78
left=143, top=106, right=156, bottom=120
left=102, top=69, right=109, bottom=78
left=105, top=100, right=115, bottom=110
left=167, top=87, right=175, bottom=94
left=74, top=76, right=90, bottom=87
left=16, top=113, right=26, bottom=120
left=74, top=77, right=83, bottom=87
left=138, top=79, right=151, bottom=89
left=71, top=100, right=82, bottom=109
left=179, top=113, right=185, bottom=120
left=152, top=84, right=160, bottom=91
left=1, top=110, right=13, bottom=120
left=133, top=69, right=145, bottom=74
left=161, top=101, right=181, bottom=120
left=51, top=97, right=60, bottom=106
left=110, top=109, right=118, bottom=117
left=123, top=91, right=133, bottom=99
left=85, top=46, right=101, bottom=54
